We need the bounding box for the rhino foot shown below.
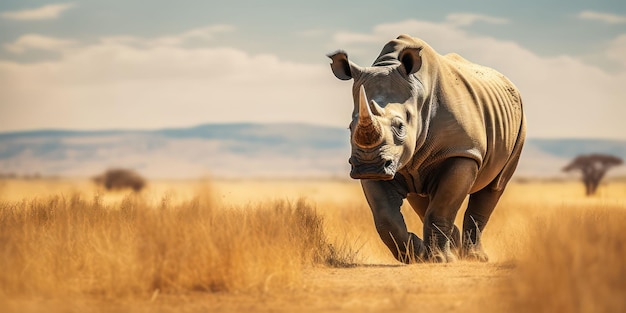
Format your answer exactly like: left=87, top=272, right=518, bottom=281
left=461, top=243, right=489, bottom=262
left=424, top=223, right=461, bottom=263
left=427, top=240, right=458, bottom=263
left=461, top=228, right=489, bottom=262
left=430, top=250, right=458, bottom=263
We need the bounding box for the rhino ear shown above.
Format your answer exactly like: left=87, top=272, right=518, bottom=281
left=327, top=50, right=359, bottom=81
left=399, top=47, right=422, bottom=75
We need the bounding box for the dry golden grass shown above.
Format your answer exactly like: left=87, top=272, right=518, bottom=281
left=0, top=182, right=351, bottom=300
left=479, top=181, right=626, bottom=313
left=506, top=205, right=626, bottom=313
left=0, top=178, right=625, bottom=312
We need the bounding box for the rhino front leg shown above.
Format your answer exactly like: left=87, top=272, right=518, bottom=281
left=361, top=179, right=427, bottom=263
left=424, top=158, right=478, bottom=263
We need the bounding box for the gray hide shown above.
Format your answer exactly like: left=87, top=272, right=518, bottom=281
left=328, top=34, right=526, bottom=263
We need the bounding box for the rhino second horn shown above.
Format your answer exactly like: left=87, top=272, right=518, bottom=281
left=354, top=86, right=384, bottom=148
left=370, top=99, right=385, bottom=117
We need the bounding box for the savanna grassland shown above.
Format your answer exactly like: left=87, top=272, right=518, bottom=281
left=0, top=178, right=625, bottom=313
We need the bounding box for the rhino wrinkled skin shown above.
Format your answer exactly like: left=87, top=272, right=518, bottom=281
left=328, top=34, right=526, bottom=263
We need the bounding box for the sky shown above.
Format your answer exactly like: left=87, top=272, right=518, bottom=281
left=1, top=0, right=625, bottom=139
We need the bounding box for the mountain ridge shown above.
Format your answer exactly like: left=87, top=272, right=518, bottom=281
left=0, top=123, right=624, bottom=179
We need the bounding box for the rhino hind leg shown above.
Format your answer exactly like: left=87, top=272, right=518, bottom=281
left=462, top=120, right=525, bottom=261
left=423, top=158, right=478, bottom=263
left=462, top=187, right=506, bottom=262
left=407, top=193, right=462, bottom=258
left=406, top=193, right=462, bottom=258
left=451, top=225, right=461, bottom=255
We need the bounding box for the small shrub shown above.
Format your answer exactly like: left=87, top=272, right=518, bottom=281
left=93, top=168, right=146, bottom=192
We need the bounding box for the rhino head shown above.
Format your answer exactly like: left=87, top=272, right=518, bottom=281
left=328, top=45, right=424, bottom=180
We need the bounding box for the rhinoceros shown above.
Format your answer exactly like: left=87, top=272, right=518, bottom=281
left=328, top=34, right=526, bottom=263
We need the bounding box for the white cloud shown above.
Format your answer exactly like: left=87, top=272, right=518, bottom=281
left=4, top=34, right=77, bottom=53
left=1, top=20, right=625, bottom=139
left=0, top=25, right=351, bottom=132
left=99, top=24, right=235, bottom=48
left=150, top=24, right=235, bottom=46
left=577, top=11, right=626, bottom=24
left=607, top=34, right=626, bottom=67
left=445, top=13, right=509, bottom=26
left=1, top=3, right=75, bottom=20
left=331, top=19, right=626, bottom=139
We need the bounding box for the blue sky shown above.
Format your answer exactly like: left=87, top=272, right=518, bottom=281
left=1, top=1, right=625, bottom=139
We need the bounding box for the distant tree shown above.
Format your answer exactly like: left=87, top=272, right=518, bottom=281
left=0, top=173, right=17, bottom=179
left=563, top=154, right=623, bottom=196
left=93, top=168, right=146, bottom=192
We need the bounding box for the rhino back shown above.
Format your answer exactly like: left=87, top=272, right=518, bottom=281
left=408, top=52, right=524, bottom=193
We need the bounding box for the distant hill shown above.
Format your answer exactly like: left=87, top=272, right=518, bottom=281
left=0, top=123, right=624, bottom=179
left=517, top=138, right=626, bottom=178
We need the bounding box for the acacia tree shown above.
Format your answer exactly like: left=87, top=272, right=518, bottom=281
left=562, top=154, right=623, bottom=196
left=93, top=168, right=146, bottom=192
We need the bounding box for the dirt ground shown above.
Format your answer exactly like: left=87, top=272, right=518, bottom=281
left=174, top=263, right=512, bottom=313
left=3, top=262, right=514, bottom=313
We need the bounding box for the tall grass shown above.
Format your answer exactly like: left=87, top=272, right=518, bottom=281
left=0, top=191, right=346, bottom=299
left=502, top=203, right=626, bottom=313
left=1, top=179, right=625, bottom=312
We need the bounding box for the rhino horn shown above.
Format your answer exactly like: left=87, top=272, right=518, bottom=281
left=358, top=85, right=385, bottom=121
left=354, top=86, right=384, bottom=148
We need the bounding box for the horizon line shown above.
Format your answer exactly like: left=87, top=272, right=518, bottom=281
left=0, top=122, right=624, bottom=141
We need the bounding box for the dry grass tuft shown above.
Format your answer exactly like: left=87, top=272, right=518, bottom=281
left=502, top=203, right=626, bottom=313
left=0, top=191, right=349, bottom=299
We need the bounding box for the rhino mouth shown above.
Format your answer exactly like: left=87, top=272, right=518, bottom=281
left=349, top=157, right=398, bottom=180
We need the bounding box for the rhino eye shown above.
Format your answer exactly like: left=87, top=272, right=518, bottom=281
left=391, top=117, right=406, bottom=138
